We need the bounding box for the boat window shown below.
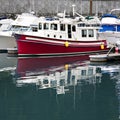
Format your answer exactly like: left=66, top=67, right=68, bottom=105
left=0, top=24, right=2, bottom=27
left=44, top=23, right=49, bottom=30
left=9, top=26, right=13, bottom=30
left=10, top=25, right=21, bottom=31
left=81, top=70, right=86, bottom=76
left=96, top=67, right=101, bottom=73
left=88, top=29, right=94, bottom=37
left=20, top=26, right=30, bottom=32
left=32, top=27, right=38, bottom=32
left=43, top=79, right=49, bottom=84
left=72, top=75, right=75, bottom=81
left=14, top=26, right=21, bottom=31
left=60, top=79, right=64, bottom=86
left=97, top=24, right=100, bottom=27
left=82, top=29, right=87, bottom=37
left=117, top=25, right=120, bottom=31
left=88, top=68, right=93, bottom=75
left=68, top=24, right=72, bottom=38
left=92, top=24, right=100, bottom=27
left=60, top=24, right=65, bottom=31
left=51, top=81, right=57, bottom=87
left=86, top=24, right=90, bottom=27
left=77, top=23, right=85, bottom=27
left=72, top=25, right=76, bottom=32
left=51, top=23, right=57, bottom=30
left=39, top=23, right=42, bottom=30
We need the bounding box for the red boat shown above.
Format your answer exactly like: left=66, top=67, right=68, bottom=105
left=14, top=7, right=109, bottom=56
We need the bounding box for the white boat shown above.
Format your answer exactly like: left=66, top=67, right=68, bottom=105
left=14, top=5, right=109, bottom=56
left=0, top=12, right=38, bottom=50
left=0, top=18, right=13, bottom=31
left=98, top=9, right=120, bottom=49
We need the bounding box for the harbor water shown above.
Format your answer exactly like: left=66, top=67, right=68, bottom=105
left=0, top=53, right=120, bottom=120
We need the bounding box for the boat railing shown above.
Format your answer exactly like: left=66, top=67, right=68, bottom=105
left=107, top=44, right=116, bottom=56
left=110, top=9, right=120, bottom=14
left=74, top=12, right=85, bottom=21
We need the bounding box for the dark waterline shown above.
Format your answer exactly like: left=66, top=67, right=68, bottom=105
left=0, top=53, right=120, bottom=120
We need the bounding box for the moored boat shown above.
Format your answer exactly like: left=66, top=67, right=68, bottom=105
left=0, top=18, right=14, bottom=50
left=98, top=9, right=120, bottom=48
left=0, top=12, right=38, bottom=50
left=14, top=6, right=108, bottom=56
left=0, top=18, right=13, bottom=31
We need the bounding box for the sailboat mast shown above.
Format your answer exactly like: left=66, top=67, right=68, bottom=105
left=89, top=0, right=92, bottom=16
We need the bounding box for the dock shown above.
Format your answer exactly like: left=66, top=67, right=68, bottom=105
left=89, top=53, right=120, bottom=62
left=7, top=48, right=18, bottom=54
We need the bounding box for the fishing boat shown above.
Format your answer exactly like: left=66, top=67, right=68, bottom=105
left=0, top=12, right=38, bottom=50
left=98, top=9, right=120, bottom=48
left=14, top=5, right=108, bottom=56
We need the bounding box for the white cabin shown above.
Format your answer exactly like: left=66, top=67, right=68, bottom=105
left=25, top=15, right=101, bottom=41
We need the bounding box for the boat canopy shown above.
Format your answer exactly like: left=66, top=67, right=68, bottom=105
left=102, top=14, right=118, bottom=18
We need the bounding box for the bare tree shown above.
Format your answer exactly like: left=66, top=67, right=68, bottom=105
left=0, top=0, right=119, bottom=16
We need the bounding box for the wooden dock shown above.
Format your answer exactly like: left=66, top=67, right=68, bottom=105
left=89, top=53, right=120, bottom=62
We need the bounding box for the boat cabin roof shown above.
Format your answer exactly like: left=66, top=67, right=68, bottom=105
left=30, top=15, right=101, bottom=28
left=11, top=13, right=38, bottom=26
left=102, top=14, right=118, bottom=18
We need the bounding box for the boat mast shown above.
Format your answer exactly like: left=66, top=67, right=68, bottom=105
left=95, top=0, right=98, bottom=16
left=80, top=0, right=83, bottom=15
left=89, top=0, right=92, bottom=16
left=29, top=0, right=35, bottom=14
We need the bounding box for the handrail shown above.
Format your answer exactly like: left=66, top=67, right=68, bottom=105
left=110, top=9, right=120, bottom=14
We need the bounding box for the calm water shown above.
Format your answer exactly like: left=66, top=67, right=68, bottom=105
left=0, top=53, right=120, bottom=120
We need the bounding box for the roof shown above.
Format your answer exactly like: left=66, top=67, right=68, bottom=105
left=11, top=13, right=38, bottom=26
left=102, top=14, right=118, bottom=18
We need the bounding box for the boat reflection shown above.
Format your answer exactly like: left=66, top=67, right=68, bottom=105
left=15, top=55, right=102, bottom=94
left=91, top=61, right=120, bottom=119
left=91, top=61, right=120, bottom=78
left=0, top=53, right=17, bottom=72
left=0, top=55, right=119, bottom=120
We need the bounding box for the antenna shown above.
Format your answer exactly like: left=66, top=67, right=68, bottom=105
left=72, top=4, right=76, bottom=16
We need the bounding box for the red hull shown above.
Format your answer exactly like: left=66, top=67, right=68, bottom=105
left=15, top=34, right=108, bottom=56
